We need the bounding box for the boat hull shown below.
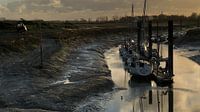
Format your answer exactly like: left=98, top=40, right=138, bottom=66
left=130, top=73, right=153, bottom=81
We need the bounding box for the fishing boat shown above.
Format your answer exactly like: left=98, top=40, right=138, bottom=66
left=128, top=59, right=152, bottom=79
left=119, top=0, right=153, bottom=80
left=119, top=39, right=136, bottom=62
left=120, top=43, right=153, bottom=79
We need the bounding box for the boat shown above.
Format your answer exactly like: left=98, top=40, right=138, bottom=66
left=119, top=0, right=153, bottom=80
left=129, top=61, right=152, bottom=78
left=119, top=42, right=153, bottom=80
left=126, top=53, right=153, bottom=80
left=119, top=39, right=136, bottom=62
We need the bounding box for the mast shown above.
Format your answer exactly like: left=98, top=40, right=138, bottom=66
left=142, top=0, right=147, bottom=31
left=143, top=0, right=147, bottom=17
left=131, top=2, right=134, bottom=17
left=137, top=0, right=148, bottom=56
left=131, top=1, right=135, bottom=39
left=137, top=21, right=142, bottom=54
left=141, top=0, right=147, bottom=57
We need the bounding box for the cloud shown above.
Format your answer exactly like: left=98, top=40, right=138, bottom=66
left=0, top=4, right=8, bottom=14
left=5, top=0, right=129, bottom=13
left=0, top=0, right=200, bottom=20
left=51, top=0, right=62, bottom=8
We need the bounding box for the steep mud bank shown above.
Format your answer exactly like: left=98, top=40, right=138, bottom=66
left=175, top=28, right=200, bottom=65
left=175, top=28, right=200, bottom=46
left=176, top=47, right=200, bottom=65
left=0, top=31, right=128, bottom=111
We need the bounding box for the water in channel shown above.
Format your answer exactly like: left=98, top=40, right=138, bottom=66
left=104, top=46, right=200, bottom=112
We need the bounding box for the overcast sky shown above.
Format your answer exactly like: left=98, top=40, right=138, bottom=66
left=0, top=0, right=199, bottom=20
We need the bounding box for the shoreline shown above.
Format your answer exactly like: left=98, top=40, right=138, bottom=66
left=175, top=45, right=200, bottom=65
left=174, top=28, right=200, bottom=65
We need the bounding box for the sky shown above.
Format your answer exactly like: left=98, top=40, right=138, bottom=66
left=0, top=0, right=200, bottom=20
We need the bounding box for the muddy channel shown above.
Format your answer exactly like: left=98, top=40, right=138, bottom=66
left=76, top=46, right=200, bottom=112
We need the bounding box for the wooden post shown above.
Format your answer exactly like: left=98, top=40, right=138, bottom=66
left=149, top=90, right=153, bottom=105
left=168, top=20, right=174, bottom=77
left=157, top=90, right=161, bottom=112
left=137, top=21, right=142, bottom=54
left=168, top=84, right=174, bottom=112
left=39, top=22, right=43, bottom=68
left=148, top=21, right=153, bottom=59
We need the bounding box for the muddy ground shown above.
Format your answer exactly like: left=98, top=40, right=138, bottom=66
left=175, top=28, right=200, bottom=64
left=0, top=22, right=131, bottom=111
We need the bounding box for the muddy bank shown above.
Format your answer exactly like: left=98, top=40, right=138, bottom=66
left=175, top=28, right=200, bottom=65
left=0, top=25, right=128, bottom=111
left=176, top=47, right=200, bottom=65
left=175, top=28, right=200, bottom=46
left=189, top=55, right=200, bottom=65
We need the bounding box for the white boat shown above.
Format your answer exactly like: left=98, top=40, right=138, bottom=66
left=119, top=0, right=154, bottom=80
left=119, top=40, right=152, bottom=80
left=127, top=56, right=152, bottom=79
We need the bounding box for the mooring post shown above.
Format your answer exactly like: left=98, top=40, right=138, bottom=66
left=149, top=90, right=153, bottom=105
left=137, top=21, right=142, bottom=54
left=168, top=84, right=174, bottom=112
left=148, top=21, right=153, bottom=59
left=168, top=20, right=174, bottom=78
left=39, top=22, right=43, bottom=68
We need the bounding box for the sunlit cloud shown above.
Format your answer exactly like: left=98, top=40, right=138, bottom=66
left=0, top=0, right=199, bottom=20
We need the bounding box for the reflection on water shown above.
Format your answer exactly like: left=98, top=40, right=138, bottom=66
left=104, top=47, right=200, bottom=112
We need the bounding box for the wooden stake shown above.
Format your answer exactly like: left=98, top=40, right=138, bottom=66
left=168, top=20, right=174, bottom=77
left=168, top=84, right=174, bottom=112
left=40, top=22, right=43, bottom=68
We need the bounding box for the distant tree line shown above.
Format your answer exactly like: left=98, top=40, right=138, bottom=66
left=93, top=12, right=200, bottom=22
left=89, top=12, right=200, bottom=27
left=1, top=12, right=200, bottom=28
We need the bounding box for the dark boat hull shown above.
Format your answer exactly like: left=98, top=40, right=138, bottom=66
left=130, top=73, right=153, bottom=82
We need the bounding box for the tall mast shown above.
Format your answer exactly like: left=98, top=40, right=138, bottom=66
left=131, top=2, right=134, bottom=17
left=143, top=0, right=147, bottom=17
left=141, top=0, right=148, bottom=54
